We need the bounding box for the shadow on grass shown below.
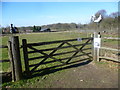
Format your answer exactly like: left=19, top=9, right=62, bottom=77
left=1, top=58, right=92, bottom=87
left=22, top=37, right=93, bottom=79
left=23, top=58, right=92, bottom=79
left=1, top=72, right=12, bottom=84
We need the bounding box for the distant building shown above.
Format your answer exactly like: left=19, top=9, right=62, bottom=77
left=2, top=28, right=10, bottom=34
left=40, top=28, right=51, bottom=32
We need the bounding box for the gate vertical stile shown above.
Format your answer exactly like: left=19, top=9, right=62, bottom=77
left=22, top=39, right=30, bottom=76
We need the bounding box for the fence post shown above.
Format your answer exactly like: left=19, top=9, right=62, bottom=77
left=93, top=32, right=101, bottom=61
left=22, top=39, right=30, bottom=76
left=8, top=41, right=16, bottom=82
left=9, top=36, right=22, bottom=81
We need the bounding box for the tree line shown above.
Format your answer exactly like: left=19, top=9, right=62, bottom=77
left=1, top=9, right=119, bottom=34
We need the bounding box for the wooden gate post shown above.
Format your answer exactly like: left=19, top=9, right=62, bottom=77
left=9, top=36, right=22, bottom=81
left=22, top=39, right=30, bottom=76
left=8, top=41, right=16, bottom=82
left=93, top=32, right=101, bottom=61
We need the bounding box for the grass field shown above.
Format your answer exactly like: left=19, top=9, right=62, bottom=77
left=1, top=31, right=119, bottom=71
left=0, top=31, right=119, bottom=88
left=1, top=31, right=92, bottom=72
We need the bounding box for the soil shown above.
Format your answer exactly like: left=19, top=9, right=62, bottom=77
left=31, top=60, right=119, bottom=88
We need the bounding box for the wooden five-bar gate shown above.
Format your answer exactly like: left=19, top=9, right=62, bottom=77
left=4, top=32, right=119, bottom=82
left=22, top=37, right=93, bottom=76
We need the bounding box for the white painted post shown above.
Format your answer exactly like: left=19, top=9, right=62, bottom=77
left=93, top=32, right=101, bottom=61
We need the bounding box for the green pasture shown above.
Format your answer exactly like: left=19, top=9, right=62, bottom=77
left=1, top=31, right=92, bottom=87
left=1, top=31, right=119, bottom=72
left=1, top=31, right=92, bottom=72
left=1, top=31, right=119, bottom=88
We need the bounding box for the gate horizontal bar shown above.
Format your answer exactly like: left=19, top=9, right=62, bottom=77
left=27, top=38, right=93, bottom=46
left=0, top=59, right=10, bottom=63
left=0, top=45, right=8, bottom=48
left=100, top=47, right=120, bottom=52
left=32, top=58, right=92, bottom=73
left=99, top=56, right=119, bottom=63
left=28, top=43, right=92, bottom=54
left=29, top=52, right=92, bottom=67
left=28, top=48, right=91, bottom=61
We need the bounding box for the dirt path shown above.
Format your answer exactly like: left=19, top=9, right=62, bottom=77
left=31, top=61, right=118, bottom=88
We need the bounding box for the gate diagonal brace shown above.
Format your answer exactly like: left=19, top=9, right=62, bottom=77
left=28, top=46, right=64, bottom=64
left=65, top=42, right=79, bottom=51
left=30, top=42, right=65, bottom=72
left=28, top=44, right=66, bottom=66
left=66, top=39, right=91, bottom=63
left=80, top=50, right=92, bottom=59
